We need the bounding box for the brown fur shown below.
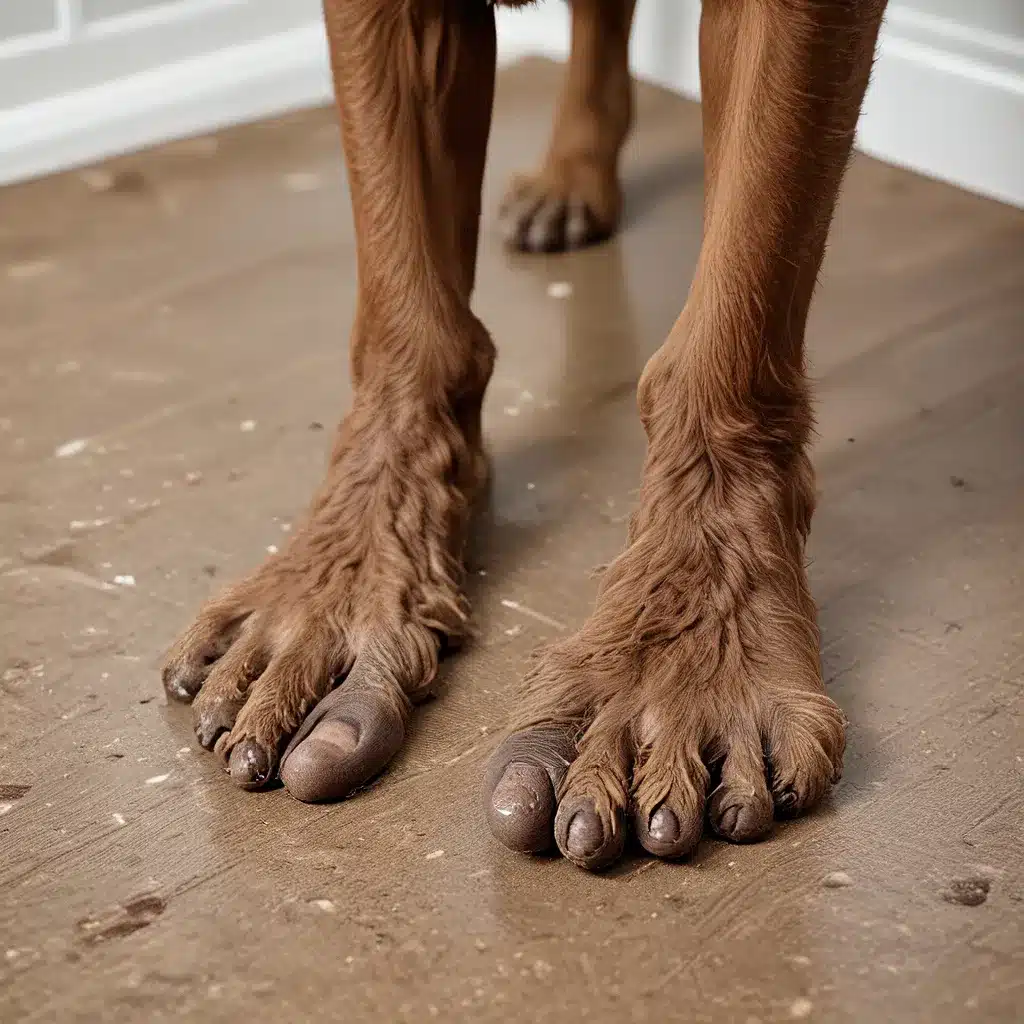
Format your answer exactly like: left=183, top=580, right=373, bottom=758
left=164, top=0, right=889, bottom=865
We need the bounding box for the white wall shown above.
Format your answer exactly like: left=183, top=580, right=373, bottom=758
left=894, top=0, right=1024, bottom=38
left=0, top=0, right=328, bottom=184
left=0, top=0, right=1021, bottom=208
left=499, top=0, right=1024, bottom=208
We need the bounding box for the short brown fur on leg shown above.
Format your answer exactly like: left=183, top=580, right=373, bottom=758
left=165, top=0, right=498, bottom=798
left=487, top=0, right=887, bottom=869
left=500, top=0, right=636, bottom=251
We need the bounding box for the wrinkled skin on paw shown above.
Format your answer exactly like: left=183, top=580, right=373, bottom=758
left=485, top=392, right=845, bottom=870
left=163, top=397, right=485, bottom=801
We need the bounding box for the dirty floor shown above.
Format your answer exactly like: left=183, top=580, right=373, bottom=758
left=1, top=60, right=1022, bottom=1023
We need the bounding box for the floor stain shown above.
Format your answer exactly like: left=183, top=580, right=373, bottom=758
left=76, top=895, right=167, bottom=945
left=942, top=877, right=991, bottom=907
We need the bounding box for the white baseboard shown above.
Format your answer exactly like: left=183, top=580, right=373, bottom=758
left=1, top=5, right=1021, bottom=209
left=0, top=13, right=564, bottom=187
left=860, top=8, right=1024, bottom=208
left=0, top=23, right=334, bottom=187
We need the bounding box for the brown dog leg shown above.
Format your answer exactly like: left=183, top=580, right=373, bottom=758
left=500, top=0, right=636, bottom=252
left=163, top=0, right=497, bottom=799
left=486, top=0, right=888, bottom=867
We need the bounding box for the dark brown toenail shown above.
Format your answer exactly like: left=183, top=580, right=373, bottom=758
left=555, top=798, right=625, bottom=871
left=195, top=699, right=242, bottom=751
left=775, top=788, right=800, bottom=818
left=279, top=681, right=407, bottom=804
left=163, top=668, right=201, bottom=702
left=195, top=720, right=226, bottom=750
left=229, top=740, right=272, bottom=790
left=710, top=783, right=773, bottom=842
left=487, top=763, right=556, bottom=854
left=717, top=803, right=740, bottom=835
left=715, top=800, right=771, bottom=842
left=648, top=806, right=679, bottom=844
left=566, top=808, right=604, bottom=858
left=635, top=801, right=702, bottom=859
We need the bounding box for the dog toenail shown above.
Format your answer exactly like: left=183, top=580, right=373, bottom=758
left=492, top=764, right=543, bottom=817
left=163, top=673, right=195, bottom=702
left=229, top=740, right=271, bottom=789
left=716, top=803, right=740, bottom=836
left=487, top=763, right=555, bottom=854
left=310, top=719, right=360, bottom=755
left=649, top=806, right=679, bottom=843
left=566, top=808, right=604, bottom=858
left=196, top=720, right=226, bottom=750
left=777, top=788, right=799, bottom=815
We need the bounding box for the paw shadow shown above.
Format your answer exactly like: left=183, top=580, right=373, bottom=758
left=621, top=147, right=704, bottom=232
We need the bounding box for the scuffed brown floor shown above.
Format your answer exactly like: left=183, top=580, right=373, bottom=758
left=1, top=61, right=1022, bottom=1023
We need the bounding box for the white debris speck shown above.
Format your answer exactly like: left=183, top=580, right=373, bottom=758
left=790, top=998, right=813, bottom=1019
left=113, top=575, right=136, bottom=587
left=504, top=625, right=524, bottom=638
left=112, top=813, right=126, bottom=826
left=240, top=419, right=257, bottom=432
left=500, top=599, right=566, bottom=631
left=284, top=171, right=322, bottom=193
left=177, top=747, right=191, bottom=756
left=184, top=470, right=203, bottom=485
left=791, top=955, right=812, bottom=966
left=70, top=517, right=111, bottom=531
left=281, top=523, right=292, bottom=533
left=310, top=898, right=335, bottom=913
left=519, top=390, right=534, bottom=403
left=823, top=871, right=854, bottom=888
left=503, top=406, right=520, bottom=417
left=5, top=949, right=20, bottom=960
left=0, top=803, right=13, bottom=817
left=546, top=281, right=573, bottom=300
left=145, top=773, right=170, bottom=785
left=8, top=260, right=54, bottom=281
left=425, top=849, right=444, bottom=860
left=55, top=438, right=88, bottom=458
left=526, top=482, right=536, bottom=491
left=119, top=468, right=134, bottom=479
left=266, top=545, right=279, bottom=555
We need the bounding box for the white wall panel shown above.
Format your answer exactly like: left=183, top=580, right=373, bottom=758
left=0, top=0, right=59, bottom=41
left=0, top=0, right=1021, bottom=208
